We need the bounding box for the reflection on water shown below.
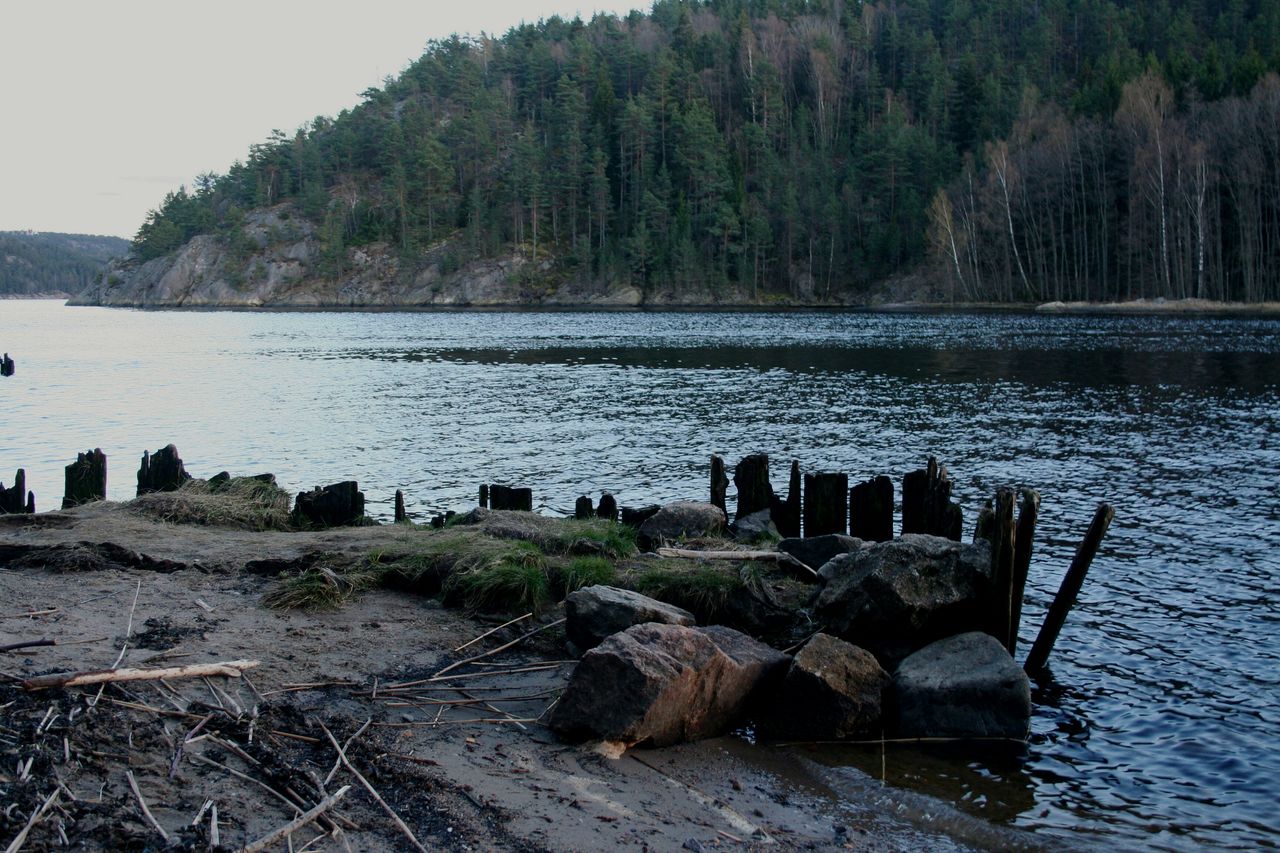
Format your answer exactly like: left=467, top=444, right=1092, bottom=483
left=2, top=302, right=1278, bottom=849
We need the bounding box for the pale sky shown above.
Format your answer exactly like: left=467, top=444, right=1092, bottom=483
left=0, top=0, right=644, bottom=238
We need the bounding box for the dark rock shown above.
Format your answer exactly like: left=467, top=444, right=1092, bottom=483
left=813, top=534, right=993, bottom=667
left=620, top=504, right=661, bottom=528
left=136, top=444, right=191, bottom=496
left=730, top=508, right=778, bottom=543
left=549, top=623, right=789, bottom=747
left=758, top=634, right=889, bottom=740
left=565, top=585, right=696, bottom=651
left=637, top=501, right=727, bottom=551
left=293, top=481, right=366, bottom=528
left=63, top=449, right=108, bottom=509
left=892, top=632, right=1031, bottom=739
left=208, top=471, right=231, bottom=488
left=777, top=534, right=862, bottom=573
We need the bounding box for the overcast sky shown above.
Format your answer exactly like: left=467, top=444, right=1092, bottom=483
left=0, top=0, right=644, bottom=238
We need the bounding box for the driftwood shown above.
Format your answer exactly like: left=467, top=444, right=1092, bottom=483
left=125, top=770, right=170, bottom=844
left=242, top=785, right=351, bottom=853
left=656, top=547, right=817, bottom=580
left=23, top=659, right=260, bottom=692
left=319, top=722, right=429, bottom=853
left=4, top=787, right=59, bottom=853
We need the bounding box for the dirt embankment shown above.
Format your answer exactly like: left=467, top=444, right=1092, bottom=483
left=0, top=497, right=1026, bottom=852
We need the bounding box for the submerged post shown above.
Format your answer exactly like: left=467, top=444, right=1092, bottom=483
left=803, top=472, right=848, bottom=536
left=773, top=460, right=802, bottom=538
left=394, top=490, right=407, bottom=523
left=1, top=469, right=32, bottom=514
left=1024, top=503, right=1115, bottom=678
left=574, top=496, right=594, bottom=519
left=0, top=353, right=14, bottom=377
left=597, top=493, right=618, bottom=522
left=988, top=487, right=1017, bottom=653
left=849, top=475, right=894, bottom=542
left=733, top=454, right=773, bottom=522
left=479, top=484, right=489, bottom=509
left=1009, top=488, right=1041, bottom=654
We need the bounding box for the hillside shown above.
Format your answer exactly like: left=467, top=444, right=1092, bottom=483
left=1, top=232, right=128, bottom=297
left=82, top=0, right=1280, bottom=308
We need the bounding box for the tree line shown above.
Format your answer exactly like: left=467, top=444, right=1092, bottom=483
left=131, top=0, right=1280, bottom=302
left=0, top=232, right=129, bottom=296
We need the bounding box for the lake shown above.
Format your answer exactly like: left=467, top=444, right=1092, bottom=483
left=2, top=300, right=1278, bottom=849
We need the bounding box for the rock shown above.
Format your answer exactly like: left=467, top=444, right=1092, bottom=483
left=549, top=623, right=790, bottom=747
left=813, top=534, right=993, bottom=667
left=293, top=481, right=366, bottom=528
left=565, top=585, right=696, bottom=651
left=730, top=508, right=778, bottom=542
left=892, top=632, right=1031, bottom=739
left=637, top=501, right=727, bottom=551
left=777, top=534, right=862, bottom=572
left=758, top=634, right=889, bottom=740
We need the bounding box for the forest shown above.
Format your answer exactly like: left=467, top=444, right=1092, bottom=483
left=130, top=0, right=1280, bottom=303
left=1, top=232, right=129, bottom=296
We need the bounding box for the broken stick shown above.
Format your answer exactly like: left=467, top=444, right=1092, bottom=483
left=241, top=785, right=351, bottom=853
left=22, top=660, right=260, bottom=692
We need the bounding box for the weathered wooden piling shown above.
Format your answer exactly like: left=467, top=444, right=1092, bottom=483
left=0, top=469, right=33, bottom=514
left=63, top=449, right=107, bottom=509
left=772, top=460, right=802, bottom=538
left=849, top=475, right=894, bottom=542
left=479, top=484, right=489, bottom=509
left=394, top=490, right=407, bottom=523
left=1024, top=503, right=1115, bottom=678
left=988, top=487, right=1017, bottom=653
left=294, top=481, right=366, bottom=528
left=903, top=457, right=962, bottom=540
left=488, top=485, right=533, bottom=512
left=901, top=468, right=929, bottom=535
left=574, top=496, right=594, bottom=519
left=136, top=444, right=191, bottom=496
left=709, top=455, right=729, bottom=515
left=803, top=472, right=848, bottom=536
left=733, top=454, right=773, bottom=522
left=621, top=505, right=661, bottom=528
left=0, top=353, right=14, bottom=377
left=1009, top=488, right=1041, bottom=654
left=597, top=493, right=618, bottom=522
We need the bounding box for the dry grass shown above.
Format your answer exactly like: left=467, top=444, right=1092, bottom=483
left=130, top=477, right=293, bottom=531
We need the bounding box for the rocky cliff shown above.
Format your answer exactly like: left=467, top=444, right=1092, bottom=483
left=70, top=205, right=780, bottom=309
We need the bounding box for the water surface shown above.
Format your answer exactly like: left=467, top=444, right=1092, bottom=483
left=2, top=301, right=1277, bottom=849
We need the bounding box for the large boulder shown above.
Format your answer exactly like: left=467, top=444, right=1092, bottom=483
left=813, top=534, right=992, bottom=667
left=892, top=632, right=1031, bottom=739
left=549, top=623, right=789, bottom=748
left=758, top=634, right=889, bottom=741
left=730, top=508, right=779, bottom=543
left=637, top=501, right=727, bottom=551
left=778, top=534, right=863, bottom=572
left=565, top=585, right=696, bottom=651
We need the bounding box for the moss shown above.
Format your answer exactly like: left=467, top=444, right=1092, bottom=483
left=631, top=561, right=746, bottom=622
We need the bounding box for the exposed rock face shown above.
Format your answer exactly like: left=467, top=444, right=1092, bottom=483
left=758, top=634, right=889, bottom=741
left=813, top=534, right=993, bottom=667
left=636, top=502, right=727, bottom=551
left=892, top=632, right=1032, bottom=739
left=549, top=623, right=789, bottom=747
left=778, top=534, right=863, bottom=572
left=293, top=481, right=366, bottom=528
left=564, top=585, right=696, bottom=651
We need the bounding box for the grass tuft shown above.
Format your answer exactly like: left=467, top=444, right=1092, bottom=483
left=130, top=477, right=292, bottom=531
left=552, top=556, right=617, bottom=596
left=443, top=541, right=551, bottom=614
left=633, top=562, right=744, bottom=622
left=263, top=564, right=378, bottom=611
left=553, top=518, right=637, bottom=558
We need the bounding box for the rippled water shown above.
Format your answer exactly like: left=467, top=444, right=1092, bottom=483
left=3, top=301, right=1278, bottom=849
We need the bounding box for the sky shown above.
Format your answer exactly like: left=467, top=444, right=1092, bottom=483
left=0, top=0, right=645, bottom=239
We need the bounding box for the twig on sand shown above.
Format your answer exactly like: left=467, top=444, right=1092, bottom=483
left=322, top=718, right=372, bottom=787
left=3, top=787, right=60, bottom=853
left=242, top=785, right=351, bottom=853
left=318, top=721, right=428, bottom=853
left=0, top=637, right=108, bottom=653
left=0, top=608, right=59, bottom=620
left=453, top=612, right=533, bottom=653
left=426, top=617, right=567, bottom=681
left=125, top=770, right=171, bottom=844
left=23, top=660, right=260, bottom=692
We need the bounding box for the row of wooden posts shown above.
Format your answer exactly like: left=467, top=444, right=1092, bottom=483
left=0, top=444, right=193, bottom=516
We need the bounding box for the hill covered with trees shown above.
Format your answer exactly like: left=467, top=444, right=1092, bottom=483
left=110, top=0, right=1280, bottom=306
left=1, top=232, right=129, bottom=296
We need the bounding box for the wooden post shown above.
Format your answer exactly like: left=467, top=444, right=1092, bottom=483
left=1024, top=503, right=1115, bottom=678
left=487, top=485, right=532, bottom=512
left=1, top=469, right=32, bottom=514
left=136, top=444, right=190, bottom=496
left=710, top=455, right=729, bottom=515
left=733, top=454, right=773, bottom=522
left=1009, top=488, right=1040, bottom=654
left=772, top=460, right=802, bottom=538
left=803, top=472, right=848, bottom=537
left=597, top=493, right=618, bottom=522
left=0, top=353, right=14, bottom=377
left=901, top=468, right=929, bottom=535
left=974, top=499, right=996, bottom=543
left=479, top=484, right=489, bottom=509
left=849, top=475, right=893, bottom=542
left=63, top=449, right=107, bottom=509
left=988, top=488, right=1017, bottom=653
left=394, top=490, right=407, bottom=523
left=574, top=496, right=594, bottom=519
